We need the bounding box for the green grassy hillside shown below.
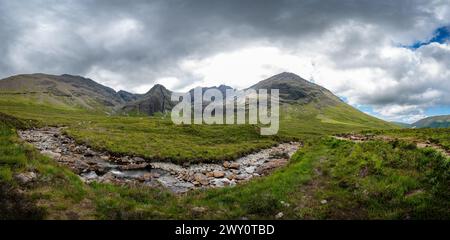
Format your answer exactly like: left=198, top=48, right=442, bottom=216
left=1, top=114, right=447, bottom=219
left=366, top=128, right=450, bottom=151
left=279, top=102, right=396, bottom=138
left=413, top=115, right=450, bottom=128
left=0, top=94, right=397, bottom=163
left=7, top=72, right=443, bottom=220
left=0, top=74, right=128, bottom=112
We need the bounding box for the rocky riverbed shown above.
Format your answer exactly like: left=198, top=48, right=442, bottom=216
left=18, top=127, right=300, bottom=193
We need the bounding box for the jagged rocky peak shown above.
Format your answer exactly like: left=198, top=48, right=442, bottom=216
left=118, top=90, right=141, bottom=103
left=145, top=84, right=169, bottom=94
left=121, top=83, right=174, bottom=116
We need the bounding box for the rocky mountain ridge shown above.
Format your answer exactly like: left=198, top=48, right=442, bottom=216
left=0, top=72, right=385, bottom=120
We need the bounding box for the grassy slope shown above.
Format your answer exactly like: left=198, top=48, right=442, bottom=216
left=0, top=115, right=90, bottom=219
left=1, top=115, right=448, bottom=219
left=92, top=137, right=448, bottom=220
left=366, top=128, right=450, bottom=151
left=279, top=102, right=395, bottom=138
left=65, top=118, right=278, bottom=164
left=0, top=74, right=122, bottom=112
left=413, top=115, right=450, bottom=128
left=0, top=96, right=397, bottom=163
left=4, top=96, right=449, bottom=220
left=0, top=97, right=278, bottom=163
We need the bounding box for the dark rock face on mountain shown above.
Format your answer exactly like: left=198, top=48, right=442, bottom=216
left=216, top=84, right=234, bottom=95
left=188, top=85, right=233, bottom=98
left=0, top=73, right=125, bottom=110
left=249, top=72, right=342, bottom=105
left=121, top=84, right=175, bottom=115
left=412, top=115, right=450, bottom=128
left=188, top=85, right=234, bottom=105
left=58, top=74, right=125, bottom=107
left=118, top=90, right=142, bottom=103
left=121, top=84, right=235, bottom=116
left=120, top=73, right=347, bottom=116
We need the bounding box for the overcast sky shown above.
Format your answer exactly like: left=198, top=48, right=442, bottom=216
left=1, top=0, right=449, bottom=123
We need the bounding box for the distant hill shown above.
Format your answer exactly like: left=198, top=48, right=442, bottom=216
left=0, top=73, right=135, bottom=111
left=412, top=115, right=450, bottom=128
left=390, top=121, right=412, bottom=128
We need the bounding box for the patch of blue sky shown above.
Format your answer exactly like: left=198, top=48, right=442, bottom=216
left=405, top=26, right=450, bottom=49
left=338, top=95, right=348, bottom=103
left=424, top=105, right=450, bottom=117
left=338, top=96, right=384, bottom=119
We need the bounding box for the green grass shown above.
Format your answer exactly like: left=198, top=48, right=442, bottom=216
left=0, top=96, right=397, bottom=163
left=278, top=103, right=397, bottom=138
left=295, top=138, right=450, bottom=219
left=1, top=115, right=100, bottom=219
left=0, top=98, right=277, bottom=163
left=65, top=117, right=277, bottom=164
left=0, top=116, right=85, bottom=219
left=3, top=120, right=447, bottom=219
left=2, top=97, right=448, bottom=220
left=365, top=128, right=450, bottom=151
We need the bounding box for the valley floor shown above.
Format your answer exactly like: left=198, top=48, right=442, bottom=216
left=0, top=105, right=449, bottom=219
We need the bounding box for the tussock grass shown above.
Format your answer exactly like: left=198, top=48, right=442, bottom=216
left=366, top=128, right=450, bottom=151
left=0, top=97, right=397, bottom=163
left=1, top=98, right=447, bottom=219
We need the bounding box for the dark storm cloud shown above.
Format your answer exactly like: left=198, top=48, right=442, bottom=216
left=0, top=0, right=449, bottom=122
left=0, top=0, right=443, bottom=79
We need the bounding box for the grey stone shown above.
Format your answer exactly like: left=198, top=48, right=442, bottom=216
left=275, top=212, right=284, bottom=219
left=41, top=150, right=61, bottom=159
left=245, top=166, right=256, bottom=174
left=15, top=172, right=37, bottom=184
left=82, top=171, right=98, bottom=180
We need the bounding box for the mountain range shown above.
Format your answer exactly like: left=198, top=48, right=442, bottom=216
left=0, top=72, right=340, bottom=113
left=1, top=71, right=443, bottom=129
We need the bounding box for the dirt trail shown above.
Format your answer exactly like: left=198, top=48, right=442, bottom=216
left=334, top=133, right=450, bottom=158
left=19, top=127, right=300, bottom=193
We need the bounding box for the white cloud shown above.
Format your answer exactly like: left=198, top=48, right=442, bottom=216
left=78, top=18, right=145, bottom=51
left=173, top=20, right=450, bottom=122
left=372, top=105, right=426, bottom=123
left=180, top=46, right=315, bottom=90
left=1, top=0, right=450, bottom=122
left=86, top=66, right=127, bottom=91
